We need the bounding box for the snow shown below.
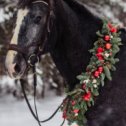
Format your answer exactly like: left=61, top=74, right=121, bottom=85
left=0, top=95, right=68, bottom=126
left=0, top=74, right=71, bottom=126
left=0, top=8, right=10, bottom=23
left=0, top=72, right=44, bottom=96
left=0, top=76, right=15, bottom=87
left=0, top=74, right=68, bottom=126
left=110, top=0, right=126, bottom=12
left=0, top=67, right=69, bottom=126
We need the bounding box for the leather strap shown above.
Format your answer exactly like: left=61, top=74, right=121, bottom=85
left=20, top=66, right=67, bottom=125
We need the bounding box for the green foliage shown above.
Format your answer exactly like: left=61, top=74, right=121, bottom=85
left=104, top=66, right=112, bottom=81
left=61, top=20, right=122, bottom=126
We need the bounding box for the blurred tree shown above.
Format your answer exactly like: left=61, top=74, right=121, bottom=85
left=80, top=0, right=126, bottom=25
left=0, top=0, right=15, bottom=75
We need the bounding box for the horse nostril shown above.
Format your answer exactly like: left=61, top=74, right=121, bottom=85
left=14, top=64, right=21, bottom=73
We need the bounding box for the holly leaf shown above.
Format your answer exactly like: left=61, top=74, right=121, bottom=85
left=87, top=101, right=91, bottom=107
left=113, top=45, right=120, bottom=53
left=111, top=37, right=122, bottom=44
left=111, top=65, right=116, bottom=71
left=96, top=31, right=104, bottom=37
left=110, top=58, right=116, bottom=64
left=93, top=89, right=99, bottom=96
left=67, top=89, right=84, bottom=96
left=91, top=98, right=95, bottom=106
left=81, top=102, right=88, bottom=111
left=115, top=58, right=120, bottom=63
left=104, top=66, right=112, bottom=81
left=89, top=49, right=95, bottom=53
left=77, top=75, right=84, bottom=80
left=74, top=104, right=80, bottom=109
left=87, top=65, right=93, bottom=69
left=101, top=73, right=105, bottom=86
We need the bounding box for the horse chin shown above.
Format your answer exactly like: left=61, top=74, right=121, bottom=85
left=16, top=70, right=27, bottom=79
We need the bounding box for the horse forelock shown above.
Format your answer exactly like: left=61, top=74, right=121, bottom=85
left=18, top=0, right=49, bottom=8
left=18, top=0, right=33, bottom=8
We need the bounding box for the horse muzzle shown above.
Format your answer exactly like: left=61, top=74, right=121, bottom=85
left=5, top=50, right=27, bottom=79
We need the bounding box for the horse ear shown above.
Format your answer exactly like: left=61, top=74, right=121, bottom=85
left=47, top=0, right=54, bottom=9
left=46, top=0, right=55, bottom=33
left=53, top=0, right=65, bottom=21
left=47, top=0, right=64, bottom=33
left=47, top=10, right=55, bottom=33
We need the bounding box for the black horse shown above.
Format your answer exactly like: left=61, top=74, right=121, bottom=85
left=5, top=0, right=126, bottom=126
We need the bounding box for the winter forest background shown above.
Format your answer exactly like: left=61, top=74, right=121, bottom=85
left=0, top=0, right=126, bottom=126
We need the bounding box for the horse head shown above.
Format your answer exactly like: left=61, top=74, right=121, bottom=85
left=5, top=0, right=56, bottom=78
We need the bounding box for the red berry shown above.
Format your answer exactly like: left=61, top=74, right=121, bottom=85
left=82, top=84, right=86, bottom=90
left=94, top=71, right=100, bottom=78
left=98, top=67, right=103, bottom=73
left=106, top=43, right=112, bottom=50
left=110, top=52, right=112, bottom=56
left=83, top=91, right=91, bottom=101
left=73, top=109, right=79, bottom=114
left=110, top=27, right=117, bottom=33
left=71, top=101, right=76, bottom=106
left=63, top=111, right=67, bottom=119
left=96, top=53, right=102, bottom=57
left=104, top=35, right=110, bottom=41
left=97, top=47, right=104, bottom=53
left=108, top=23, right=113, bottom=29
left=96, top=53, right=104, bottom=61
left=98, top=57, right=104, bottom=60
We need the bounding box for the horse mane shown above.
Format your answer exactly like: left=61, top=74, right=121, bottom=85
left=17, top=0, right=93, bottom=18
left=63, top=0, right=97, bottom=19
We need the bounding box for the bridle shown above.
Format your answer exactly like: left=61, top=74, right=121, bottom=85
left=8, top=0, right=55, bottom=68
left=7, top=1, right=69, bottom=126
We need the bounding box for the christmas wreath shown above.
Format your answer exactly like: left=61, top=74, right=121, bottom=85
left=61, top=20, right=122, bottom=126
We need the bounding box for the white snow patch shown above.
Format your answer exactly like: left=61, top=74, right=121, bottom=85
left=110, top=0, right=126, bottom=12
left=0, top=95, right=69, bottom=126
left=0, top=8, right=11, bottom=23
left=0, top=75, right=15, bottom=88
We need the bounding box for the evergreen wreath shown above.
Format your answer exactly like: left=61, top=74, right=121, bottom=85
left=61, top=20, right=122, bottom=126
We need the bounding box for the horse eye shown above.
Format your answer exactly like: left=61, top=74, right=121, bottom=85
left=34, top=16, right=42, bottom=24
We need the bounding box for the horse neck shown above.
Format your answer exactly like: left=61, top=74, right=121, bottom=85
left=49, top=0, right=103, bottom=90
left=54, top=0, right=102, bottom=58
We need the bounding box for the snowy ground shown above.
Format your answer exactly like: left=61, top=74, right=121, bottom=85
left=0, top=95, right=68, bottom=126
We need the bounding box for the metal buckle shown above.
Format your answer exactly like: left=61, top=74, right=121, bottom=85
left=28, top=54, right=40, bottom=67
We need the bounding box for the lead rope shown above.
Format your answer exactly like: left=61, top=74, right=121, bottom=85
left=33, top=66, right=42, bottom=126
left=21, top=65, right=68, bottom=126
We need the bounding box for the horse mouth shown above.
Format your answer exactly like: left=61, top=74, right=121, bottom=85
left=6, top=63, right=27, bottom=79
left=5, top=53, right=28, bottom=79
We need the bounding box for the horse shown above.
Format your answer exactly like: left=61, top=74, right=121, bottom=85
left=5, top=0, right=126, bottom=126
